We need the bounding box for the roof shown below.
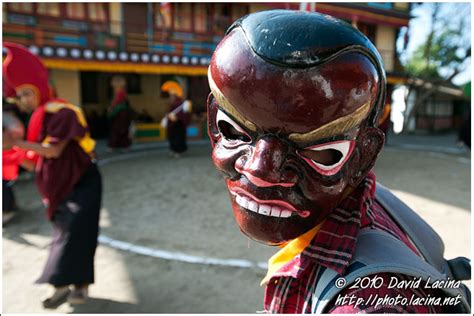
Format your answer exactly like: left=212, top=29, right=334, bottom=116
left=408, top=78, right=466, bottom=99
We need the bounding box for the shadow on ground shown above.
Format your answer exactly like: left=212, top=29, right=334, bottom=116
left=69, top=298, right=138, bottom=313
left=375, top=148, right=470, bottom=211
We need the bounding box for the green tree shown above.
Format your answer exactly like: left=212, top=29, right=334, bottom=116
left=401, top=3, right=470, bottom=130
left=405, top=3, right=470, bottom=83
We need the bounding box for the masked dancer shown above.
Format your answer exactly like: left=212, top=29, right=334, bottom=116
left=207, top=11, right=470, bottom=314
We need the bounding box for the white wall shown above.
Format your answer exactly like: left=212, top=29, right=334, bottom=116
left=49, top=69, right=81, bottom=106
left=375, top=25, right=395, bottom=72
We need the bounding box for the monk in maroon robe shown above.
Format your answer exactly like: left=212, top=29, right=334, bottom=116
left=3, top=42, right=102, bottom=308
left=161, top=81, right=191, bottom=157
left=107, top=75, right=133, bottom=151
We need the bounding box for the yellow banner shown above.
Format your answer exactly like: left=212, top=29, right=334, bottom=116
left=42, top=58, right=208, bottom=76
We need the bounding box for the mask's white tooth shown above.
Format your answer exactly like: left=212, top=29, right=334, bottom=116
left=280, top=210, right=292, bottom=218
left=259, top=204, right=271, bottom=216
left=248, top=200, right=258, bottom=212
left=236, top=195, right=242, bottom=205
left=240, top=196, right=249, bottom=209
left=270, top=206, right=281, bottom=217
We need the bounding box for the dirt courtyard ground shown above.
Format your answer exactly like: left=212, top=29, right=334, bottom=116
left=2, top=143, right=470, bottom=313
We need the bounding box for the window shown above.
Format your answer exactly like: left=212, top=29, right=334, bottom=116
left=194, top=4, right=211, bottom=33
left=66, top=3, right=86, bottom=20
left=81, top=72, right=100, bottom=104
left=8, top=3, right=33, bottom=14
left=107, top=74, right=142, bottom=98
left=231, top=4, right=248, bottom=22
left=37, top=3, right=60, bottom=17
left=126, top=74, right=142, bottom=94
left=213, top=4, right=231, bottom=34
left=174, top=3, right=192, bottom=31
left=358, top=22, right=376, bottom=45
left=155, top=3, right=172, bottom=29
left=88, top=3, right=107, bottom=22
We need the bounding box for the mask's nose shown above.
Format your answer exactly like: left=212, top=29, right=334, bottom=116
left=235, top=136, right=298, bottom=188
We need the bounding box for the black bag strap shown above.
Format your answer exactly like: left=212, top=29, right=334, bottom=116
left=375, top=182, right=449, bottom=274
left=312, top=229, right=471, bottom=313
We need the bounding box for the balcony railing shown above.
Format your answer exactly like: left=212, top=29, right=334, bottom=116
left=3, top=12, right=222, bottom=58
left=3, top=9, right=400, bottom=74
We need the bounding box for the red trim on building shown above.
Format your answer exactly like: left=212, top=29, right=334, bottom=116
left=263, top=3, right=409, bottom=27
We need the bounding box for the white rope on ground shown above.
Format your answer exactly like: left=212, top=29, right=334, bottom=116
left=98, top=235, right=268, bottom=270
left=97, top=140, right=210, bottom=165
left=96, top=143, right=467, bottom=270
left=98, top=144, right=269, bottom=271
left=98, top=150, right=160, bottom=165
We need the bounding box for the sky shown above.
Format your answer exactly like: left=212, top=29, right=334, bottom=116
left=396, top=2, right=471, bottom=86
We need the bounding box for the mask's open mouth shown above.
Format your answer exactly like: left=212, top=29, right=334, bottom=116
left=229, top=187, right=310, bottom=218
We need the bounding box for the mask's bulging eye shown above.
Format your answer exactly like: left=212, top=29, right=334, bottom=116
left=300, top=148, right=343, bottom=166
left=298, top=140, right=355, bottom=176
left=217, top=121, right=251, bottom=142
left=216, top=110, right=251, bottom=145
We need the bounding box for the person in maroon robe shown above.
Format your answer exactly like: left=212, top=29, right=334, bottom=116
left=161, top=81, right=191, bottom=157
left=3, top=42, right=102, bottom=308
left=107, top=75, right=133, bottom=151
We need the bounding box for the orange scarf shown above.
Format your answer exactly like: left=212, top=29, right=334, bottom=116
left=261, top=221, right=325, bottom=285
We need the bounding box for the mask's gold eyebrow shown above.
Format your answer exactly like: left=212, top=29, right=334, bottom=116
left=208, top=68, right=257, bottom=132
left=288, top=101, right=371, bottom=143
left=208, top=68, right=371, bottom=142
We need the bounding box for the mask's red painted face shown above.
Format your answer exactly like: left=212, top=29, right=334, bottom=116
left=207, top=11, right=386, bottom=245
